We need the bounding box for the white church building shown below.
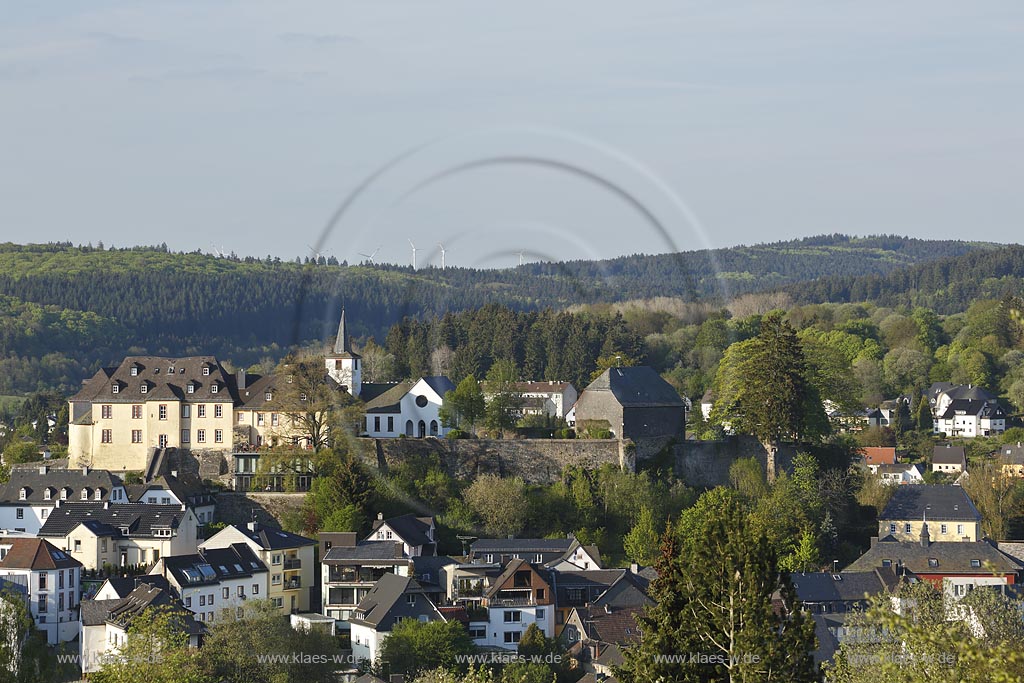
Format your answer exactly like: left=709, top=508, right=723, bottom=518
left=326, top=310, right=454, bottom=439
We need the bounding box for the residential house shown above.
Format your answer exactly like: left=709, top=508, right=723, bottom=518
left=473, top=558, right=555, bottom=650
left=845, top=531, right=1022, bottom=598
left=0, top=465, right=129, bottom=534
left=349, top=573, right=445, bottom=666
left=37, top=502, right=200, bottom=570
left=554, top=568, right=651, bottom=637
left=150, top=543, right=269, bottom=624
left=997, top=443, right=1024, bottom=478
left=0, top=538, right=82, bottom=645
left=510, top=382, right=578, bottom=419
left=79, top=583, right=202, bottom=675
left=928, top=384, right=1006, bottom=438
left=200, top=522, right=317, bottom=614
left=68, top=356, right=237, bottom=471
left=468, top=537, right=602, bottom=570
left=573, top=366, right=686, bottom=440
left=320, top=533, right=412, bottom=625
left=879, top=485, right=982, bottom=542
left=932, top=444, right=968, bottom=475
left=367, top=512, right=437, bottom=557
left=790, top=569, right=900, bottom=664
left=127, top=472, right=216, bottom=526
left=877, top=463, right=924, bottom=486
left=878, top=396, right=913, bottom=428
left=859, top=447, right=898, bottom=473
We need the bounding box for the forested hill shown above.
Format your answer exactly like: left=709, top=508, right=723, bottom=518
left=782, top=244, right=1024, bottom=314
left=0, top=236, right=994, bottom=394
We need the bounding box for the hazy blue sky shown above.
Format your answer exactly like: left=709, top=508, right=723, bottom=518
left=1, top=2, right=1022, bottom=268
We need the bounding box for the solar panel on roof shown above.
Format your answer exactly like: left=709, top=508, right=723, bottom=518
left=233, top=564, right=243, bottom=572
left=197, top=564, right=216, bottom=579
left=183, top=568, right=201, bottom=582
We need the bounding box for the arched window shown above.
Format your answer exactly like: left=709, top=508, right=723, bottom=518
left=418, top=420, right=426, bottom=438
left=405, top=420, right=414, bottom=437
left=430, top=420, right=439, bottom=436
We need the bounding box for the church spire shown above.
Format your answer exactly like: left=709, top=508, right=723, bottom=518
left=334, top=307, right=351, bottom=354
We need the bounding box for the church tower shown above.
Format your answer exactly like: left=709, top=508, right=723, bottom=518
left=326, top=308, right=361, bottom=396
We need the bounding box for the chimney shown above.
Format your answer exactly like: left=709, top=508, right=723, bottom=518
left=170, top=470, right=178, bottom=478
left=247, top=521, right=259, bottom=532
left=39, top=465, right=49, bottom=475
left=82, top=466, right=90, bottom=476
left=630, top=562, right=639, bottom=575
left=377, top=512, right=384, bottom=521
left=237, top=369, right=247, bottom=391
left=103, top=501, right=109, bottom=510
left=920, top=521, right=930, bottom=548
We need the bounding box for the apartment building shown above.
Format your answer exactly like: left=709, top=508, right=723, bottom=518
left=151, top=543, right=269, bottom=624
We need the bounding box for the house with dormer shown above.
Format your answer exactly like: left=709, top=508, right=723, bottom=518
left=367, top=513, right=436, bottom=557
left=151, top=543, right=269, bottom=624
left=469, top=536, right=602, bottom=570
left=474, top=558, right=555, bottom=650
left=37, top=502, right=200, bottom=570
left=0, top=465, right=130, bottom=534
left=349, top=573, right=445, bottom=666
left=878, top=485, right=982, bottom=543
left=320, top=532, right=413, bottom=626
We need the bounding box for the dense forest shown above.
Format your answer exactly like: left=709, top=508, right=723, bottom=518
left=0, top=236, right=1000, bottom=394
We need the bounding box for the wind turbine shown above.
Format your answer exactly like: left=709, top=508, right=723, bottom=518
left=438, top=243, right=446, bottom=270
left=358, top=246, right=381, bottom=265
left=210, top=243, right=226, bottom=258
left=408, top=239, right=417, bottom=270
left=517, top=251, right=526, bottom=267
left=306, top=244, right=332, bottom=262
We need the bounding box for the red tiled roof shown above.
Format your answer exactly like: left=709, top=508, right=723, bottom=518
left=860, top=447, right=897, bottom=466
left=0, top=537, right=82, bottom=570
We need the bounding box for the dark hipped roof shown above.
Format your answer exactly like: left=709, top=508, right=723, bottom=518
left=37, top=502, right=188, bottom=538
left=100, top=583, right=203, bottom=635
left=162, top=543, right=267, bottom=587
left=880, top=485, right=981, bottom=523
left=844, top=539, right=1022, bottom=575
left=584, top=367, right=684, bottom=407
left=69, top=356, right=234, bottom=404
left=0, top=467, right=125, bottom=505
left=0, top=538, right=82, bottom=570
left=929, top=383, right=997, bottom=404
left=938, top=399, right=1005, bottom=420
left=571, top=605, right=644, bottom=647
left=129, top=473, right=211, bottom=506
left=790, top=569, right=899, bottom=604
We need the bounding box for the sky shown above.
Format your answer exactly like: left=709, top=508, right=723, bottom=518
left=1, top=1, right=1022, bottom=269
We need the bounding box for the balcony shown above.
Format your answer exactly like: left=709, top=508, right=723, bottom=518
left=283, top=578, right=302, bottom=590
left=283, top=558, right=302, bottom=570
left=490, top=597, right=535, bottom=607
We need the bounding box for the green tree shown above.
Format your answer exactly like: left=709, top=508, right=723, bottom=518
left=271, top=355, right=356, bottom=452
left=623, top=505, right=660, bottom=566
left=622, top=487, right=818, bottom=683
left=484, top=359, right=523, bottom=431
left=729, top=456, right=769, bottom=500
left=463, top=474, right=530, bottom=537
left=440, top=375, right=486, bottom=430
left=915, top=397, right=933, bottom=432
left=375, top=619, right=475, bottom=678
left=711, top=312, right=829, bottom=454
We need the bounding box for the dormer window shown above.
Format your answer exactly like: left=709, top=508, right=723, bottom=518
left=112, top=384, right=119, bottom=394
left=81, top=489, right=89, bottom=500
left=300, top=392, right=307, bottom=401
left=19, top=488, right=26, bottom=501
left=130, top=366, right=138, bottom=376
left=44, top=488, right=52, bottom=501
left=95, top=489, right=103, bottom=501
left=211, top=384, right=219, bottom=394
left=265, top=392, right=272, bottom=401
left=141, top=384, right=148, bottom=394
left=60, top=488, right=68, bottom=500
left=168, top=366, right=175, bottom=374
left=187, top=383, right=195, bottom=394
left=928, top=558, right=939, bottom=568
left=203, top=367, right=210, bottom=376
left=120, top=527, right=130, bottom=535
left=971, top=559, right=981, bottom=568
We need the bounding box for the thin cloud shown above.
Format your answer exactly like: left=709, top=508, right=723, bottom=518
left=279, top=32, right=359, bottom=46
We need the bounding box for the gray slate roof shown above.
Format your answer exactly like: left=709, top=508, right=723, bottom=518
left=162, top=543, right=267, bottom=587
left=348, top=573, right=440, bottom=630
left=230, top=522, right=316, bottom=550
left=880, top=485, right=981, bottom=522
left=37, top=502, right=188, bottom=538
left=938, top=399, right=1006, bottom=420
left=0, top=467, right=125, bottom=505
left=932, top=445, right=968, bottom=466
left=370, top=513, right=434, bottom=550
left=421, top=376, right=456, bottom=397
left=69, top=356, right=234, bottom=405
left=361, top=382, right=414, bottom=413
left=584, top=367, right=684, bottom=407
left=790, top=569, right=898, bottom=604
left=323, top=541, right=408, bottom=564
left=844, top=539, right=1022, bottom=575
